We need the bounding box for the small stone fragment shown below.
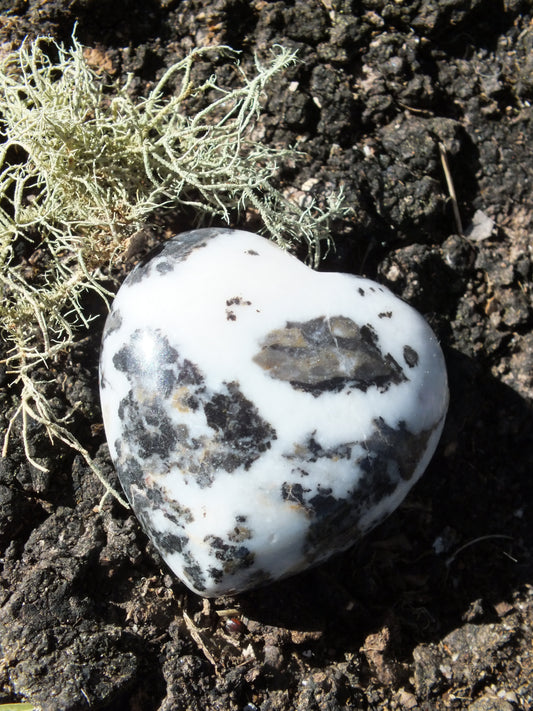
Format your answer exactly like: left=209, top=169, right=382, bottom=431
left=99, top=228, right=448, bottom=596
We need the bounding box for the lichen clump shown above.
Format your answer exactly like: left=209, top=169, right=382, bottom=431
left=0, top=34, right=345, bottom=498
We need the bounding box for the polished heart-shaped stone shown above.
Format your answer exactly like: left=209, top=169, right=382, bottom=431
left=99, top=228, right=448, bottom=596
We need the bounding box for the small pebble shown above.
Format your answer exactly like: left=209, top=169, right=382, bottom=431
left=100, top=228, right=448, bottom=596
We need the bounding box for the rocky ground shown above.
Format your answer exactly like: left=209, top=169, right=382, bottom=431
left=0, top=1, right=532, bottom=709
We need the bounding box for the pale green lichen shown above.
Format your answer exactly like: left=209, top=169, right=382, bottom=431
left=0, top=34, right=346, bottom=503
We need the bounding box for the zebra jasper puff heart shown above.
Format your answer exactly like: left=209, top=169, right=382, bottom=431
left=99, top=228, right=448, bottom=596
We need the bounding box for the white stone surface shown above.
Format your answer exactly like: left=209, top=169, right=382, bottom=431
left=99, top=228, right=448, bottom=596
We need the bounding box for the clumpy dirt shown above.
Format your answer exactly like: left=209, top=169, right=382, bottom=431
left=1, top=1, right=532, bottom=709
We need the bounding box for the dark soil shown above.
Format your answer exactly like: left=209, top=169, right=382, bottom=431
left=1, top=1, right=532, bottom=710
